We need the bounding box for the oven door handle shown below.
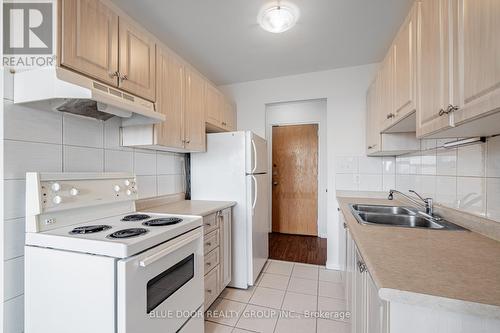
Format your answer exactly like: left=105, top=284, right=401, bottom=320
left=139, top=228, right=202, bottom=268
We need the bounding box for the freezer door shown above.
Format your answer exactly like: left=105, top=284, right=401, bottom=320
left=246, top=173, right=269, bottom=285
left=246, top=132, right=268, bottom=174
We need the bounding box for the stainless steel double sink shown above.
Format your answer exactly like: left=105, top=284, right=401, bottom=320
left=349, top=204, right=466, bottom=230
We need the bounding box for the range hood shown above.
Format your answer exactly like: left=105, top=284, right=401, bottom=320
left=13, top=67, right=165, bottom=126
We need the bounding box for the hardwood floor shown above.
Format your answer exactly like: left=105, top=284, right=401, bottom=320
left=268, top=232, right=327, bottom=265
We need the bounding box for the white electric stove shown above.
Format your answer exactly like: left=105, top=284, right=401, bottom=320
left=24, top=172, right=204, bottom=333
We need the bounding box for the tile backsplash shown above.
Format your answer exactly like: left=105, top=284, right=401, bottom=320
left=2, top=73, right=186, bottom=332
left=335, top=137, right=500, bottom=224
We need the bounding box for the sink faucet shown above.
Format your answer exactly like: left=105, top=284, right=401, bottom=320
left=388, top=189, right=434, bottom=216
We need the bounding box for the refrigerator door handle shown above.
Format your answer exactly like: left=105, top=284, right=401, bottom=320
left=251, top=175, right=257, bottom=216
left=251, top=139, right=257, bottom=174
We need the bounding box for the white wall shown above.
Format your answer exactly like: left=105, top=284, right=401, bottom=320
left=220, top=63, right=379, bottom=269
left=266, top=99, right=328, bottom=237
left=2, top=71, right=186, bottom=332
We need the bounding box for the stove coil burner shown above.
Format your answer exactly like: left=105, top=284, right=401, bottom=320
left=107, top=228, right=149, bottom=239
left=121, top=214, right=151, bottom=222
left=69, top=225, right=112, bottom=235
left=142, top=217, right=183, bottom=227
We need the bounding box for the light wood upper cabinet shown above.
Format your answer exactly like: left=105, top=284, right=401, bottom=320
left=453, top=0, right=500, bottom=125
left=223, top=100, right=237, bottom=131
left=118, top=17, right=156, bottom=101
left=393, top=6, right=416, bottom=120
left=155, top=47, right=185, bottom=149
left=185, top=68, right=206, bottom=152
left=380, top=50, right=395, bottom=131
left=416, top=0, right=453, bottom=137
left=205, top=83, right=222, bottom=126
left=60, top=0, right=119, bottom=86
left=366, top=79, right=381, bottom=155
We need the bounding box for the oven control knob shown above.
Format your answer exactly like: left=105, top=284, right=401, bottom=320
left=51, top=183, right=61, bottom=192
left=53, top=195, right=62, bottom=204
left=114, top=185, right=121, bottom=192
left=124, top=180, right=131, bottom=186
left=126, top=189, right=132, bottom=196
left=70, top=188, right=79, bottom=196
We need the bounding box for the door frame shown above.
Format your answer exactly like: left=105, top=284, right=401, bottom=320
left=265, top=99, right=327, bottom=238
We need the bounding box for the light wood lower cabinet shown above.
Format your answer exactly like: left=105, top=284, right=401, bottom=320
left=342, top=211, right=500, bottom=333
left=203, top=208, right=232, bottom=310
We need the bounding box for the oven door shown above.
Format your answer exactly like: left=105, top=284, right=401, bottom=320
left=117, top=227, right=204, bottom=333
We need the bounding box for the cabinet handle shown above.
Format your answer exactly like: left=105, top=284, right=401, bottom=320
left=357, top=260, right=367, bottom=273
left=386, top=113, right=395, bottom=119
left=185, top=139, right=191, bottom=144
left=206, top=289, right=213, bottom=293
left=206, top=242, right=212, bottom=247
left=439, top=104, right=459, bottom=116
left=367, top=144, right=377, bottom=150
left=109, top=71, right=119, bottom=78
left=120, top=74, right=128, bottom=82
left=343, top=222, right=347, bottom=229
left=206, top=262, right=212, bottom=266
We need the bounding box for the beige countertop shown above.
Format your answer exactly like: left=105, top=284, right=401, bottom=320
left=140, top=199, right=236, bottom=217
left=338, top=196, right=500, bottom=318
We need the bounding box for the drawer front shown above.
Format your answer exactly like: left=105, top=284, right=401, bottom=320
left=204, top=265, right=219, bottom=309
left=203, top=213, right=219, bottom=235
left=204, top=248, right=220, bottom=275
left=204, top=230, right=219, bottom=255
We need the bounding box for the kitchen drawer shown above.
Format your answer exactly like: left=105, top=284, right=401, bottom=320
left=204, top=247, right=220, bottom=275
left=204, top=265, right=219, bottom=309
left=203, top=213, right=219, bottom=235
left=204, top=229, right=219, bottom=255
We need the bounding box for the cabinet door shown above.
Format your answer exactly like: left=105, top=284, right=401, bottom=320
left=205, top=84, right=222, bottom=127
left=416, top=0, right=453, bottom=137
left=118, top=17, right=156, bottom=101
left=366, top=79, right=381, bottom=155
left=184, top=68, right=207, bottom=152
left=219, top=209, right=232, bottom=290
left=380, top=49, right=395, bottom=131
left=154, top=47, right=185, bottom=149
left=224, top=100, right=237, bottom=131
left=354, top=249, right=367, bottom=333
left=366, top=273, right=387, bottom=333
left=454, top=0, right=500, bottom=124
left=61, top=0, right=118, bottom=86
left=394, top=5, right=416, bottom=120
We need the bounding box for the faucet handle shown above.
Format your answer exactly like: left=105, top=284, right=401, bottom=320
left=409, top=190, right=429, bottom=202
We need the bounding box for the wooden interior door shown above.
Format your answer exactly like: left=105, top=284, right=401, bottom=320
left=118, top=17, right=156, bottom=101
left=155, top=47, right=185, bottom=149
left=272, top=124, right=318, bottom=236
left=61, top=0, right=119, bottom=86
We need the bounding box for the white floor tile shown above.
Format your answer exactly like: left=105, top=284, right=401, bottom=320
left=221, top=287, right=255, bottom=304
left=258, top=273, right=290, bottom=290
left=287, top=277, right=318, bottom=295
left=265, top=260, right=294, bottom=276
left=274, top=313, right=316, bottom=333
left=292, top=263, right=319, bottom=280
left=206, top=298, right=246, bottom=327
left=318, top=281, right=345, bottom=299
left=281, top=291, right=317, bottom=314
left=317, top=297, right=350, bottom=322
left=316, top=318, right=350, bottom=333
left=319, top=269, right=342, bottom=283
left=249, top=287, right=285, bottom=309
left=204, top=321, right=233, bottom=333
left=235, top=304, right=279, bottom=333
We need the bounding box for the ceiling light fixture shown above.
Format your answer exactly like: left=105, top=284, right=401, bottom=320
left=258, top=1, right=299, bottom=34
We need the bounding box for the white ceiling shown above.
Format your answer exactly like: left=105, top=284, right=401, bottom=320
left=112, top=0, right=414, bottom=85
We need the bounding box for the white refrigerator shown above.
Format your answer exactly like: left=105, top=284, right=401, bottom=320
left=191, top=131, right=269, bottom=289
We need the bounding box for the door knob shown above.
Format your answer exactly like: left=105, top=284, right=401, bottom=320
left=273, top=181, right=279, bottom=186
